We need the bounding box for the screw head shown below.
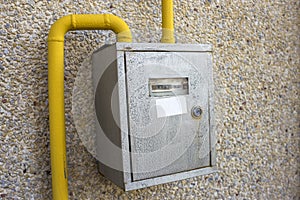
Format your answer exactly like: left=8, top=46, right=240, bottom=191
left=191, top=106, right=202, bottom=119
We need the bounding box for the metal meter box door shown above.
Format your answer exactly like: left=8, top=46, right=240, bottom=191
left=92, top=43, right=216, bottom=191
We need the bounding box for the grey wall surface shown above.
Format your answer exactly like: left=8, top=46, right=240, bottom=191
left=0, top=0, right=299, bottom=199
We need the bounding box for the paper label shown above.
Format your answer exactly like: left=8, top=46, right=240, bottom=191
left=156, top=96, right=187, bottom=118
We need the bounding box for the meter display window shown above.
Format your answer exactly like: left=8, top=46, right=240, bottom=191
left=149, top=77, right=189, bottom=97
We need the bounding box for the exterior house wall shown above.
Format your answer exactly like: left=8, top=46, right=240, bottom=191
left=0, top=0, right=299, bottom=199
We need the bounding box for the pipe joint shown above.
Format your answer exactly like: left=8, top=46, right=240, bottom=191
left=161, top=28, right=175, bottom=43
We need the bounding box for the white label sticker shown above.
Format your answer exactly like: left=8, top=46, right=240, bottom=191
left=156, top=96, right=187, bottom=118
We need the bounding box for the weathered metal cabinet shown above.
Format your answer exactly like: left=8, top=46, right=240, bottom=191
left=93, top=43, right=216, bottom=191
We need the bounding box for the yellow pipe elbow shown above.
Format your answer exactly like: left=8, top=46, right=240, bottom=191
left=48, top=14, right=132, bottom=200
left=161, top=0, right=175, bottom=43
left=48, top=14, right=132, bottom=42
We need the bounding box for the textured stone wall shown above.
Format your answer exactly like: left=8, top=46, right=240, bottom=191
left=0, top=0, right=299, bottom=199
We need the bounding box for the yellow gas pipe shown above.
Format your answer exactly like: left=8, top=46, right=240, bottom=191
left=48, top=14, right=132, bottom=200
left=161, top=0, right=175, bottom=43
left=48, top=1, right=174, bottom=199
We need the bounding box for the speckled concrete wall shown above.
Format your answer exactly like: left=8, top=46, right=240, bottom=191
left=1, top=0, right=299, bottom=199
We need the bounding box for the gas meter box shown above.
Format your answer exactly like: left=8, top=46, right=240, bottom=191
left=93, top=43, right=216, bottom=191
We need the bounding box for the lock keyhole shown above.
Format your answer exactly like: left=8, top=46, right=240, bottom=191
left=191, top=106, right=202, bottom=119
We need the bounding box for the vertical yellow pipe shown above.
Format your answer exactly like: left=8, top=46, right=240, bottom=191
left=48, top=14, right=132, bottom=200
left=48, top=41, right=68, bottom=199
left=161, top=0, right=175, bottom=43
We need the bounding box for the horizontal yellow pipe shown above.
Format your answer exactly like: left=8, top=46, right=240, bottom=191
left=48, top=14, right=132, bottom=200
left=161, top=0, right=175, bottom=43
left=48, top=14, right=132, bottom=42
